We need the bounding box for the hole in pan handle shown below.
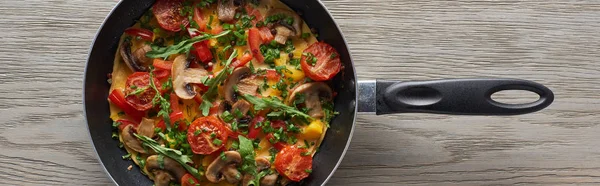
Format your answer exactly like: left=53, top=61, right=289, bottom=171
left=372, top=78, right=554, bottom=115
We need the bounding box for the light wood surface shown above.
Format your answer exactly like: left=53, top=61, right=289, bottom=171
left=1, top=0, right=598, bottom=185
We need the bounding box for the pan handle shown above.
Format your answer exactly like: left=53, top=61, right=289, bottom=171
left=363, top=78, right=554, bottom=115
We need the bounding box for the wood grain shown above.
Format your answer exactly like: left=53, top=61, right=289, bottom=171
left=0, top=0, right=598, bottom=185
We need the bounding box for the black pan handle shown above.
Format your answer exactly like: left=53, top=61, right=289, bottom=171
left=374, top=78, right=554, bottom=115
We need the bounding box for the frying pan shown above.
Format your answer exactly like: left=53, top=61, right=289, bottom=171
left=84, top=0, right=555, bottom=185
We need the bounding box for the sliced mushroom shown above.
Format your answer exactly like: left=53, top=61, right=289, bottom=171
left=119, top=39, right=150, bottom=72
left=223, top=67, right=259, bottom=103
left=242, top=157, right=278, bottom=186
left=206, top=151, right=242, bottom=183
left=121, top=125, right=146, bottom=153
left=218, top=0, right=237, bottom=22
left=287, top=82, right=333, bottom=119
left=137, top=117, right=155, bottom=138
left=146, top=155, right=187, bottom=186
left=266, top=8, right=302, bottom=44
left=222, top=164, right=243, bottom=183
left=231, top=99, right=251, bottom=117
left=172, top=55, right=209, bottom=99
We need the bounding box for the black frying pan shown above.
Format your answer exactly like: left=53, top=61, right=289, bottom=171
left=84, top=0, right=554, bottom=185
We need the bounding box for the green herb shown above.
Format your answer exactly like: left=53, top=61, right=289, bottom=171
left=285, top=17, right=294, bottom=25
left=330, top=53, right=338, bottom=59
left=112, top=132, right=119, bottom=139
left=231, top=121, right=239, bottom=131
left=199, top=49, right=238, bottom=116
left=301, top=33, right=311, bottom=39
left=220, top=151, right=227, bottom=160
left=231, top=140, right=240, bottom=150
left=242, top=94, right=313, bottom=122
left=304, top=140, right=311, bottom=148
left=146, top=30, right=231, bottom=59
left=289, top=58, right=301, bottom=70
left=213, top=139, right=222, bottom=146
left=301, top=151, right=311, bottom=156
left=233, top=109, right=244, bottom=118
left=112, top=121, right=122, bottom=129
left=238, top=136, right=258, bottom=180
left=162, top=77, right=173, bottom=91
left=292, top=93, right=305, bottom=107
left=210, top=132, right=217, bottom=139
left=322, top=101, right=338, bottom=128
left=148, top=71, right=172, bottom=130
left=305, top=169, right=313, bottom=173
left=122, top=153, right=131, bottom=160
left=260, top=43, right=282, bottom=67
left=249, top=61, right=256, bottom=73
left=136, top=154, right=146, bottom=169
left=126, top=87, right=147, bottom=96
left=135, top=134, right=203, bottom=180
left=221, top=111, right=235, bottom=123
left=158, top=154, right=165, bottom=169
left=303, top=52, right=317, bottom=66
left=194, top=129, right=202, bottom=136
left=117, top=111, right=125, bottom=116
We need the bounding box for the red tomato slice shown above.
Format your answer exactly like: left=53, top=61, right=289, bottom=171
left=108, top=89, right=143, bottom=122
left=275, top=145, right=313, bottom=181
left=187, top=116, right=229, bottom=155
left=265, top=69, right=280, bottom=81
left=258, top=27, right=274, bottom=43
left=153, top=59, right=173, bottom=70
left=247, top=115, right=265, bottom=139
left=229, top=52, right=253, bottom=68
left=193, top=6, right=207, bottom=31
left=248, top=28, right=264, bottom=63
left=181, top=173, right=200, bottom=186
left=193, top=40, right=213, bottom=63
left=124, top=72, right=162, bottom=111
left=124, top=27, right=154, bottom=41
left=152, top=0, right=189, bottom=32
left=116, top=119, right=139, bottom=131
left=300, top=42, right=342, bottom=81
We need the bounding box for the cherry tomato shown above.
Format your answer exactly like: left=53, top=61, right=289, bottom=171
left=181, top=173, right=200, bottom=186
left=108, top=89, right=143, bottom=122
left=265, top=69, right=280, bottom=81
left=248, top=28, right=264, bottom=63
left=300, top=42, right=342, bottom=81
left=192, top=40, right=213, bottom=63
left=153, top=59, right=173, bottom=70
left=275, top=145, right=313, bottom=181
left=193, top=6, right=207, bottom=31
left=187, top=116, right=229, bottom=155
left=124, top=27, right=154, bottom=41
left=258, top=27, right=274, bottom=43
left=124, top=72, right=162, bottom=111
left=116, top=119, right=139, bottom=131
left=152, top=0, right=189, bottom=32
left=247, top=115, right=265, bottom=139
left=229, top=52, right=253, bottom=68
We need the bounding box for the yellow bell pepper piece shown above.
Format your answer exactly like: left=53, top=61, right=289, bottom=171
left=302, top=120, right=324, bottom=139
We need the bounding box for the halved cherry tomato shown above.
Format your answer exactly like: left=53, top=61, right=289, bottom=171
left=258, top=27, right=274, bottom=43
left=229, top=52, right=253, bottom=68
left=248, top=28, right=264, bottom=63
left=187, top=116, right=229, bottom=154
left=300, top=42, right=342, bottom=81
left=275, top=145, right=313, bottom=182
left=247, top=115, right=265, bottom=139
left=193, top=6, right=207, bottom=31
left=265, top=69, right=280, bottom=81
left=152, top=0, right=189, bottom=32
left=124, top=72, right=162, bottom=111
left=124, top=27, right=154, bottom=41
left=265, top=133, right=286, bottom=150
left=108, top=89, right=144, bottom=122
left=153, top=59, right=173, bottom=70
left=192, top=40, right=213, bottom=63
left=181, top=173, right=200, bottom=186
left=116, top=119, right=139, bottom=131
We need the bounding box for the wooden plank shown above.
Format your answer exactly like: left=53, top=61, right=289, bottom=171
left=0, top=0, right=598, bottom=185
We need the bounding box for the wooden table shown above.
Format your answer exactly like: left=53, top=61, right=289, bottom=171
left=1, top=0, right=598, bottom=185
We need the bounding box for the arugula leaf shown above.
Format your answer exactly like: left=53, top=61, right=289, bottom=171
left=199, top=49, right=238, bottom=116
left=135, top=134, right=204, bottom=180
left=148, top=71, right=172, bottom=130
left=238, top=135, right=258, bottom=179
left=146, top=30, right=231, bottom=59
left=241, top=94, right=313, bottom=122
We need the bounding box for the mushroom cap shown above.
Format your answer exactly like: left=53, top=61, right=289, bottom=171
left=119, top=39, right=149, bottom=72
left=206, top=151, right=242, bottom=183
left=151, top=170, right=174, bottom=186
left=137, top=117, right=156, bottom=138
left=217, top=0, right=237, bottom=22
left=287, top=82, right=333, bottom=119
left=172, top=55, right=209, bottom=99
left=121, top=125, right=146, bottom=154
left=223, top=67, right=252, bottom=103
left=266, top=8, right=302, bottom=37
left=241, top=157, right=278, bottom=186
left=231, top=99, right=251, bottom=118
left=146, top=155, right=187, bottom=186
left=222, top=164, right=243, bottom=184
